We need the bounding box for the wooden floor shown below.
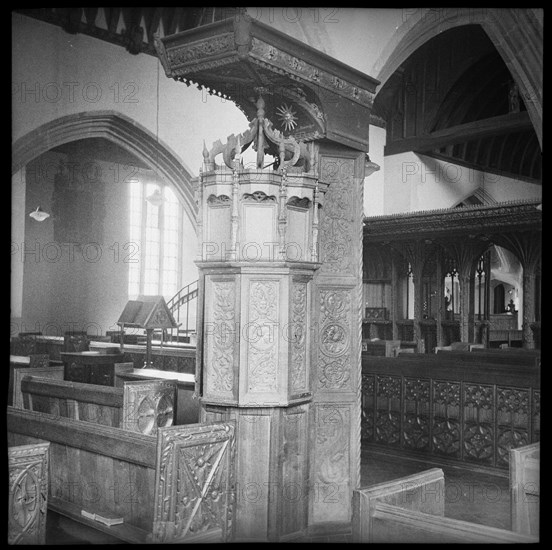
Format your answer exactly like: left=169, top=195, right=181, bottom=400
left=45, top=448, right=511, bottom=544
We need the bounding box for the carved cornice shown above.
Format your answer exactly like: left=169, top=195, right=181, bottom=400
left=364, top=200, right=542, bottom=242
left=154, top=14, right=378, bottom=150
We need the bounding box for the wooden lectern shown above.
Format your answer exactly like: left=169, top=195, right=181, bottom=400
left=117, top=295, right=179, bottom=368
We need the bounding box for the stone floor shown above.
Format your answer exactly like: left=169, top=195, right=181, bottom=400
left=45, top=449, right=511, bottom=544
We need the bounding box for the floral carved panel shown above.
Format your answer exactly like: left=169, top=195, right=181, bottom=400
left=8, top=443, right=50, bottom=545
left=318, top=158, right=355, bottom=275
left=247, top=280, right=279, bottom=393
left=318, top=289, right=352, bottom=391
left=290, top=281, right=308, bottom=394
left=205, top=280, right=235, bottom=399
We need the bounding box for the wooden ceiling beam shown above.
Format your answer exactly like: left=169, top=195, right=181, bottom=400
left=384, top=111, right=532, bottom=156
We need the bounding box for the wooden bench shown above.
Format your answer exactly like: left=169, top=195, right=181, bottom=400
left=510, top=442, right=539, bottom=537
left=8, top=442, right=50, bottom=545
left=352, top=468, right=537, bottom=543
left=7, top=406, right=236, bottom=544
left=10, top=364, right=65, bottom=408
left=21, top=375, right=177, bottom=436
left=435, top=349, right=540, bottom=367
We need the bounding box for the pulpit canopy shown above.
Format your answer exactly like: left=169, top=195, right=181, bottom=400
left=117, top=295, right=178, bottom=330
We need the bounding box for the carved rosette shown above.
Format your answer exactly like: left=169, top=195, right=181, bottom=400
left=318, top=290, right=352, bottom=390
left=290, top=281, right=308, bottom=394
left=123, top=381, right=176, bottom=435
left=433, top=419, right=461, bottom=456
left=319, top=158, right=354, bottom=274
left=247, top=281, right=279, bottom=393
left=8, top=443, right=49, bottom=545
left=153, top=423, right=235, bottom=543
left=206, top=281, right=235, bottom=398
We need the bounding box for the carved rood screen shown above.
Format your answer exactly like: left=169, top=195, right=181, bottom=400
left=361, top=360, right=540, bottom=470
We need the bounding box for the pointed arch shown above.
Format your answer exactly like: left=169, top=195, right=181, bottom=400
left=372, top=8, right=542, bottom=146
left=12, top=110, right=198, bottom=228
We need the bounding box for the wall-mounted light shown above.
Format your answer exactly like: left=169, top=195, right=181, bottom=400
left=29, top=206, right=50, bottom=222
left=146, top=188, right=165, bottom=207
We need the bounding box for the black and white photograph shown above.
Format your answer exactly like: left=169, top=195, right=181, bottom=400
left=10, top=7, right=541, bottom=544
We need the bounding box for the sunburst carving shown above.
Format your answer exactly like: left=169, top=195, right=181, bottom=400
left=276, top=103, right=298, bottom=131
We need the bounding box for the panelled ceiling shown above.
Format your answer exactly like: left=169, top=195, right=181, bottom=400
left=372, top=25, right=541, bottom=183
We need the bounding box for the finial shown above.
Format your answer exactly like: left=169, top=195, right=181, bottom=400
left=202, top=140, right=209, bottom=161
left=256, top=95, right=265, bottom=119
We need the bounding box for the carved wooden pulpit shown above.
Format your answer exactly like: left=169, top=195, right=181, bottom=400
left=155, top=11, right=379, bottom=541
left=117, top=295, right=178, bottom=368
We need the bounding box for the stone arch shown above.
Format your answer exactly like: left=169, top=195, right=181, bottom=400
left=372, top=8, right=542, bottom=146
left=12, top=110, right=198, bottom=228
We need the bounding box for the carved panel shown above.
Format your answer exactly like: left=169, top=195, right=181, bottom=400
left=123, top=380, right=177, bottom=436
left=8, top=443, right=50, bottom=545
left=290, top=281, right=308, bottom=394
left=28, top=354, right=50, bottom=368
left=152, top=422, right=235, bottom=543
left=403, top=378, right=430, bottom=451
left=318, top=289, right=352, bottom=390
left=463, top=384, right=494, bottom=464
left=313, top=404, right=351, bottom=523
left=319, top=158, right=355, bottom=274
left=532, top=390, right=540, bottom=441
left=496, top=387, right=530, bottom=467
left=375, top=375, right=401, bottom=445
left=205, top=280, right=235, bottom=399
left=165, top=32, right=234, bottom=67
left=361, top=374, right=375, bottom=441
left=432, top=381, right=461, bottom=457
left=247, top=280, right=279, bottom=393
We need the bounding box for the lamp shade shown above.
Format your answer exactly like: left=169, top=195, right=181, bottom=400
left=146, top=188, right=164, bottom=207
left=29, top=206, right=50, bottom=222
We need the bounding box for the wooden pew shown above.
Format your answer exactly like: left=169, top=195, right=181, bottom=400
left=510, top=442, right=539, bottom=537
left=10, top=364, right=65, bottom=408
left=7, top=406, right=236, bottom=544
left=352, top=468, right=537, bottom=543
left=8, top=442, right=50, bottom=545
left=21, top=375, right=177, bottom=436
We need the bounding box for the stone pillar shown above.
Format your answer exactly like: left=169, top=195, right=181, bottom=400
left=308, top=144, right=365, bottom=534
left=196, top=111, right=329, bottom=541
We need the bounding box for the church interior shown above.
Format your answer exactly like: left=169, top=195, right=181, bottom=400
left=10, top=8, right=541, bottom=544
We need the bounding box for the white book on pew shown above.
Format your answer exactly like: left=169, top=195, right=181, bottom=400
left=81, top=509, right=124, bottom=527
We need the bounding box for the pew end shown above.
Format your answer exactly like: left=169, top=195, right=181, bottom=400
left=353, top=468, right=538, bottom=543
left=352, top=468, right=445, bottom=543
left=8, top=442, right=50, bottom=545
left=510, top=442, right=539, bottom=537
